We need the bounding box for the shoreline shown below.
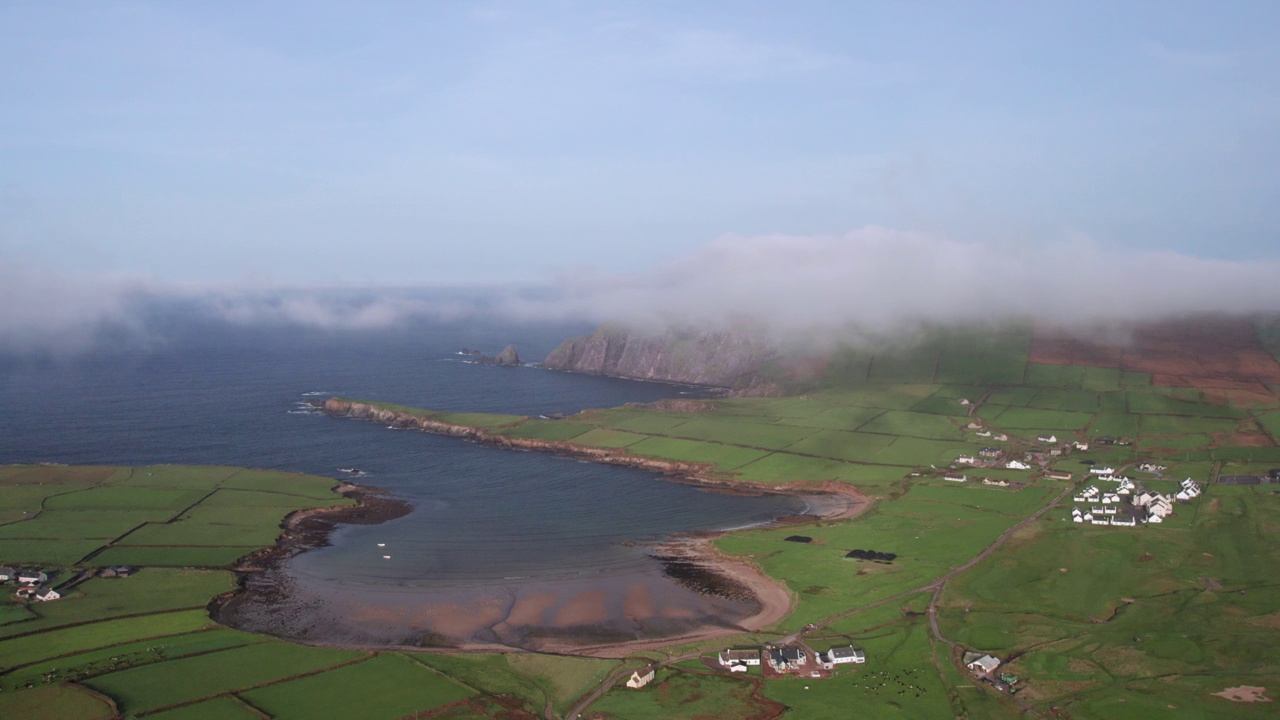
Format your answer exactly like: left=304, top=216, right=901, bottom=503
left=260, top=398, right=871, bottom=656
left=321, top=398, right=869, bottom=520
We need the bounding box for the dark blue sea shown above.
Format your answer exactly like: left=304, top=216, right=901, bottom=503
left=0, top=318, right=803, bottom=648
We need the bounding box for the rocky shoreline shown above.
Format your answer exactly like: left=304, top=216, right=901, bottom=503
left=209, top=482, right=412, bottom=622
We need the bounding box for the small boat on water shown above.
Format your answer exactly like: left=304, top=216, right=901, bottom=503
left=338, top=468, right=359, bottom=474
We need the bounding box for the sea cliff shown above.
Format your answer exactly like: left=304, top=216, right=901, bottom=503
left=541, top=326, right=783, bottom=395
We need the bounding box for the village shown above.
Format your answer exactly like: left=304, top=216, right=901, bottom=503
left=942, top=409, right=1204, bottom=528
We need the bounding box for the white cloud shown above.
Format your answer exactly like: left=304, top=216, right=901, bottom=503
left=521, top=228, right=1280, bottom=336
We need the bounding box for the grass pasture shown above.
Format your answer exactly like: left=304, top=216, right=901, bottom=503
left=84, top=641, right=365, bottom=715
left=239, top=653, right=474, bottom=720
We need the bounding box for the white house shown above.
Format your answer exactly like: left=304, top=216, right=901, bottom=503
left=1082, top=512, right=1095, bottom=522
left=1090, top=467, right=1115, bottom=475
left=1110, top=516, right=1137, bottom=527
left=1037, top=434, right=1058, bottom=443
left=825, top=646, right=866, bottom=665
left=1102, top=506, right=1117, bottom=515
left=944, top=473, right=968, bottom=482
left=0, top=567, right=13, bottom=582
left=35, top=588, right=60, bottom=602
left=959, top=398, right=971, bottom=405
left=955, top=456, right=978, bottom=465
left=16, top=570, right=47, bottom=585
left=1072, top=508, right=1083, bottom=523
left=718, top=649, right=761, bottom=667
left=626, top=667, right=656, bottom=689
left=1073, top=441, right=1090, bottom=451
left=993, top=433, right=1009, bottom=442
left=966, top=655, right=1000, bottom=675
left=1006, top=460, right=1031, bottom=470
left=975, top=430, right=992, bottom=438
left=967, top=422, right=982, bottom=430
left=768, top=647, right=806, bottom=671
left=1146, top=512, right=1164, bottom=524
left=1091, top=517, right=1110, bottom=525
left=1046, top=471, right=1074, bottom=481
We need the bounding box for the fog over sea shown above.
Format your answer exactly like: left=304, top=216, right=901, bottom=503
left=0, top=318, right=803, bottom=646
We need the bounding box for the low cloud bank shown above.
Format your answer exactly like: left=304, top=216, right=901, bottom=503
left=3, top=228, right=1278, bottom=354
left=526, top=228, right=1280, bottom=335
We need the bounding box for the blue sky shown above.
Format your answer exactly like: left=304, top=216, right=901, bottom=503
left=1, top=1, right=1277, bottom=290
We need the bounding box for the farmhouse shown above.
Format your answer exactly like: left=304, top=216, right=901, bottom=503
left=967, top=422, right=982, bottom=430
left=1046, top=470, right=1073, bottom=481
left=1037, top=434, right=1058, bottom=443
left=824, top=646, right=866, bottom=665
left=955, top=455, right=978, bottom=465
left=1138, top=462, right=1166, bottom=473
left=944, top=473, right=968, bottom=482
left=978, top=447, right=1002, bottom=459
left=718, top=649, right=761, bottom=667
left=35, top=587, right=60, bottom=602
left=959, top=398, right=971, bottom=405
left=1110, top=516, right=1137, bottom=527
left=1073, top=441, right=1089, bottom=451
left=982, top=477, right=1010, bottom=487
left=17, top=570, right=47, bottom=585
left=992, top=433, right=1009, bottom=441
left=1072, top=508, right=1083, bottom=522
left=626, top=667, right=656, bottom=689
left=768, top=647, right=806, bottom=671
left=1090, top=466, right=1115, bottom=476
left=975, top=430, right=992, bottom=438
left=1005, top=460, right=1031, bottom=470
left=965, top=653, right=1001, bottom=675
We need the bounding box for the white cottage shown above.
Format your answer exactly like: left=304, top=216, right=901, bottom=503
left=626, top=667, right=656, bottom=689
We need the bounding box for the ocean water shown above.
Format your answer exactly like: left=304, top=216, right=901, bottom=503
left=0, top=319, right=804, bottom=647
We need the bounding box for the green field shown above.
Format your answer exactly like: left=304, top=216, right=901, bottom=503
left=4, top=321, right=1280, bottom=719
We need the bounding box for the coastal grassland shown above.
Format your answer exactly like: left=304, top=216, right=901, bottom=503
left=937, top=480, right=1280, bottom=717
left=716, top=486, right=1027, bottom=630
left=857, top=410, right=964, bottom=440
left=1, top=628, right=261, bottom=692
left=767, top=624, right=963, bottom=720
left=730, top=453, right=862, bottom=483
left=627, top=436, right=770, bottom=471
left=83, top=641, right=366, bottom=715
left=413, top=652, right=619, bottom=717
left=146, top=696, right=262, bottom=720
left=496, top=420, right=593, bottom=441
left=0, top=568, right=233, bottom=639
left=660, top=416, right=816, bottom=450
left=0, top=609, right=216, bottom=669
left=0, top=465, right=553, bottom=720
left=0, top=683, right=116, bottom=720
left=0, top=465, right=346, bottom=567
left=237, top=653, right=475, bottom=720
left=780, top=429, right=896, bottom=463
left=567, top=427, right=648, bottom=448
left=588, top=668, right=782, bottom=720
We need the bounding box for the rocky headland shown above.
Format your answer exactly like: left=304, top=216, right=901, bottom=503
left=541, top=326, right=784, bottom=396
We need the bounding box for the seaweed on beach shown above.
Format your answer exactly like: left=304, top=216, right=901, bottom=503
left=649, top=551, right=756, bottom=602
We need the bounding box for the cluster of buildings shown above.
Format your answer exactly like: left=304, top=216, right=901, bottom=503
left=709, top=643, right=867, bottom=678
left=1070, top=477, right=1200, bottom=526
left=0, top=567, right=59, bottom=602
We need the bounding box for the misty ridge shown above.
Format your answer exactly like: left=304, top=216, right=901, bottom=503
left=4, top=228, right=1280, bottom=355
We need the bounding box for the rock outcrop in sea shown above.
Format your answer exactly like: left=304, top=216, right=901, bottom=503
left=469, top=345, right=522, bottom=366
left=541, top=326, right=782, bottom=395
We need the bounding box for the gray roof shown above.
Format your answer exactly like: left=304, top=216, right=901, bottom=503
left=827, top=646, right=864, bottom=660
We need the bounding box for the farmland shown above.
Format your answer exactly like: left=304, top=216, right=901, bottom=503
left=6, top=319, right=1280, bottom=718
